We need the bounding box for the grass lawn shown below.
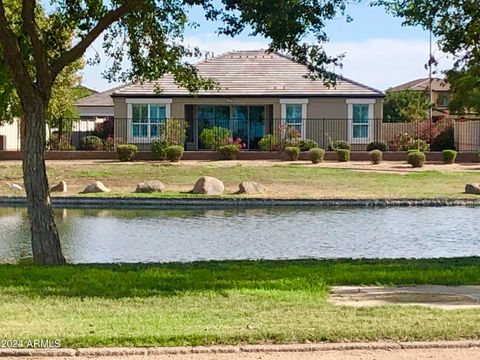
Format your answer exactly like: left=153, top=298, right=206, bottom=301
left=0, top=161, right=479, bottom=198
left=1, top=258, right=480, bottom=347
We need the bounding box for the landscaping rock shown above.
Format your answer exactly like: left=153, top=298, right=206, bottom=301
left=50, top=180, right=67, bottom=193
left=465, top=183, right=480, bottom=195
left=81, top=181, right=111, bottom=193
left=135, top=180, right=166, bottom=193
left=238, top=181, right=266, bottom=194
left=192, top=176, right=224, bottom=195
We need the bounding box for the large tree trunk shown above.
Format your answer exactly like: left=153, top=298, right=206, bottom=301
left=22, top=99, right=65, bottom=265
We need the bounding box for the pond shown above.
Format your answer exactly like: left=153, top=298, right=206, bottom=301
left=0, top=206, right=478, bottom=263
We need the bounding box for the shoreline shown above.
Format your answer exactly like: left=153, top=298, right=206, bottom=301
left=1, top=196, right=480, bottom=209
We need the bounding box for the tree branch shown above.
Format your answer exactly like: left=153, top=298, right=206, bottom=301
left=22, top=0, right=52, bottom=95
left=52, top=0, right=143, bottom=78
left=0, top=0, right=35, bottom=102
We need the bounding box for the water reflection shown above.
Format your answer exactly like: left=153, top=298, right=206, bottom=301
left=0, top=206, right=478, bottom=264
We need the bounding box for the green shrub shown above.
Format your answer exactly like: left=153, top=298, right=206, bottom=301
left=199, top=127, right=231, bottom=150
left=408, top=151, right=426, bottom=168
left=337, top=149, right=350, bottom=162
left=369, top=149, right=383, bottom=164
left=80, top=135, right=104, bottom=150
left=442, top=149, right=457, bottom=164
left=330, top=140, right=351, bottom=151
left=309, top=147, right=325, bottom=164
left=285, top=146, right=300, bottom=161
left=258, top=134, right=280, bottom=151
left=219, top=144, right=240, bottom=160
left=151, top=139, right=169, bottom=160
left=299, top=139, right=318, bottom=152
left=367, top=141, right=389, bottom=152
left=165, top=145, right=184, bottom=162
left=431, top=127, right=455, bottom=151
left=117, top=144, right=138, bottom=162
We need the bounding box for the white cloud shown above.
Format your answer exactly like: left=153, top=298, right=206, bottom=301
left=325, top=38, right=453, bottom=91
left=81, top=36, right=454, bottom=92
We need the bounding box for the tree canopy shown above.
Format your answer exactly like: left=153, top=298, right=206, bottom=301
left=376, top=0, right=480, bottom=115
left=383, top=89, right=430, bottom=122
left=0, top=0, right=352, bottom=264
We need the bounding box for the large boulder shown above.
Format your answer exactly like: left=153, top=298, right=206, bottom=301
left=50, top=180, right=67, bottom=193
left=192, top=176, right=224, bottom=195
left=135, top=180, right=166, bottom=193
left=238, top=181, right=266, bottom=194
left=465, top=183, right=480, bottom=195
left=81, top=181, right=111, bottom=193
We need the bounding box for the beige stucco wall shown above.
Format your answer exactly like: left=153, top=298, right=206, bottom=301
left=113, top=96, right=384, bottom=150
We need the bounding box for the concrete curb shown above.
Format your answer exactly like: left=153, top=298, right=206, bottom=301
left=1, top=196, right=480, bottom=209
left=1, top=341, right=480, bottom=357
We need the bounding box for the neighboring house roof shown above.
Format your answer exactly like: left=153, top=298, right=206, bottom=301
left=388, top=78, right=450, bottom=92
left=111, top=50, right=384, bottom=98
left=75, top=85, right=126, bottom=108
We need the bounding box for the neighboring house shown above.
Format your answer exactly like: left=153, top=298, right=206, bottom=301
left=108, top=50, right=384, bottom=150
left=388, top=78, right=473, bottom=121
left=0, top=119, right=21, bottom=150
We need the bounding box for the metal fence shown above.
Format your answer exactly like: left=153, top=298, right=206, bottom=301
left=1, top=117, right=479, bottom=152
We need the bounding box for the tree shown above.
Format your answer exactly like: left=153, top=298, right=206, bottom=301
left=376, top=0, right=480, bottom=115
left=383, top=90, right=430, bottom=122
left=0, top=0, right=350, bottom=264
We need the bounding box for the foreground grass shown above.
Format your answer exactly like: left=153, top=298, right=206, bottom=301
left=1, top=258, right=480, bottom=347
left=1, top=161, right=480, bottom=198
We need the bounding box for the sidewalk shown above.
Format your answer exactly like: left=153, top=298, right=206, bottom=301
left=2, top=341, right=480, bottom=360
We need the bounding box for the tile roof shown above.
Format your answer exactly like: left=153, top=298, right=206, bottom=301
left=388, top=78, right=450, bottom=92
left=111, top=50, right=384, bottom=97
left=75, top=84, right=127, bottom=107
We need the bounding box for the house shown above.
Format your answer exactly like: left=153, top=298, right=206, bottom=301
left=388, top=78, right=476, bottom=121
left=0, top=119, right=21, bottom=150
left=78, top=50, right=385, bottom=151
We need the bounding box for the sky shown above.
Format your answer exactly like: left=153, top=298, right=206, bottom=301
left=81, top=1, right=453, bottom=92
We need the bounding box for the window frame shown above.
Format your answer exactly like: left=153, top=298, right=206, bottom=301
left=126, top=99, right=172, bottom=142
left=346, top=99, right=375, bottom=144
left=280, top=99, right=308, bottom=140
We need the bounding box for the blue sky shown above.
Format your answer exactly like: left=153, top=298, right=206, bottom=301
left=82, top=2, right=452, bottom=92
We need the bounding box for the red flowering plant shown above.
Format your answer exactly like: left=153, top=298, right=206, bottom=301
left=222, top=136, right=246, bottom=150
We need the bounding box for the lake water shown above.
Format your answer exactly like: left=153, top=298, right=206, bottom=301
left=0, top=206, right=478, bottom=263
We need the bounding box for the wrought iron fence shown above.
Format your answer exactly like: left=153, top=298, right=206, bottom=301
left=1, top=117, right=479, bottom=152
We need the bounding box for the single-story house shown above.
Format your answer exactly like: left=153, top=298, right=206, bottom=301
left=78, top=50, right=385, bottom=150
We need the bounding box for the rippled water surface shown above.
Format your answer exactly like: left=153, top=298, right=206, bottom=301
left=0, top=206, right=478, bottom=263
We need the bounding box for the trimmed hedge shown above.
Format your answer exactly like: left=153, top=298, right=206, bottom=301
left=336, top=149, right=350, bottom=162
left=285, top=146, right=300, bottom=161
left=408, top=151, right=426, bottom=168
left=117, top=144, right=138, bottom=162
left=165, top=145, right=183, bottom=162
left=442, top=149, right=457, bottom=164
left=309, top=148, right=325, bottom=164
left=369, top=149, right=383, bottom=165
left=165, top=145, right=184, bottom=162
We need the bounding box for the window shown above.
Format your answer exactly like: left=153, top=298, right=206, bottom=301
left=127, top=99, right=172, bottom=142
left=347, top=99, right=375, bottom=143
left=280, top=99, right=308, bottom=139
left=196, top=105, right=266, bottom=149
left=352, top=104, right=369, bottom=140
left=437, top=93, right=450, bottom=107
